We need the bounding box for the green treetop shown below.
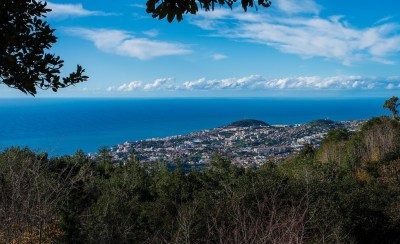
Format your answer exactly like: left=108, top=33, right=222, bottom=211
left=383, top=96, right=399, bottom=118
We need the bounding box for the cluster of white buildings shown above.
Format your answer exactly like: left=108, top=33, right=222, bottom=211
left=89, top=120, right=364, bottom=168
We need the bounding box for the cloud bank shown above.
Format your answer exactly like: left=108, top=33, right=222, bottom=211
left=107, top=75, right=400, bottom=92
left=108, top=78, right=176, bottom=92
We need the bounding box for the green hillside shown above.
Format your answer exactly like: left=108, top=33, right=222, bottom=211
left=228, top=119, right=270, bottom=127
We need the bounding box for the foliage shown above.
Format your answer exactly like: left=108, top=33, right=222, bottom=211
left=360, top=116, right=400, bottom=163
left=383, top=96, right=399, bottom=118
left=0, top=148, right=76, bottom=243
left=228, top=119, right=270, bottom=127
left=324, top=128, right=353, bottom=142
left=1, top=116, right=400, bottom=243
left=308, top=119, right=338, bottom=127
left=0, top=0, right=88, bottom=95
left=146, top=0, right=272, bottom=22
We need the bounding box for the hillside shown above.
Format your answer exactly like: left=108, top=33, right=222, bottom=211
left=228, top=119, right=270, bottom=127
left=307, top=119, right=343, bottom=129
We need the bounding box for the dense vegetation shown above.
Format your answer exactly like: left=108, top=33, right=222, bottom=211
left=228, top=119, right=270, bottom=127
left=1, top=115, right=400, bottom=243
left=308, top=119, right=339, bottom=128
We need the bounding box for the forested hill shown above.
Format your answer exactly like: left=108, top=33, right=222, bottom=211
left=227, top=119, right=270, bottom=127
left=307, top=119, right=342, bottom=128
left=227, top=118, right=342, bottom=129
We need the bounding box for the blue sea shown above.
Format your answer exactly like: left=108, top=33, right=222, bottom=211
left=0, top=98, right=391, bottom=156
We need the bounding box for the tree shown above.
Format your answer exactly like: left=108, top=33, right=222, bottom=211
left=97, top=146, right=113, bottom=177
left=146, top=0, right=272, bottom=22
left=1, top=0, right=88, bottom=96
left=0, top=148, right=72, bottom=243
left=383, top=96, right=399, bottom=118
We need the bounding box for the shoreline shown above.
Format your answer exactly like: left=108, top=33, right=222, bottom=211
left=90, top=119, right=365, bottom=168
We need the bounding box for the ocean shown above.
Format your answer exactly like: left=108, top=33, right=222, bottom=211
left=0, top=98, right=390, bottom=156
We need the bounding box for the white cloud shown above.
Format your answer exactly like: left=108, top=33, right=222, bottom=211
left=275, top=0, right=320, bottom=15
left=130, top=4, right=146, bottom=9
left=180, top=75, right=260, bottom=90
left=117, top=81, right=143, bottom=92
left=387, top=83, right=395, bottom=89
left=212, top=53, right=228, bottom=60
left=190, top=7, right=400, bottom=65
left=143, top=78, right=175, bottom=90
left=106, top=86, right=115, bottom=92
left=108, top=78, right=176, bottom=92
left=375, top=16, right=394, bottom=25
left=46, top=2, right=113, bottom=17
left=143, top=29, right=160, bottom=37
left=65, top=28, right=191, bottom=60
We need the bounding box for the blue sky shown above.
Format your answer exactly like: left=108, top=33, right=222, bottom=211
left=3, top=0, right=400, bottom=97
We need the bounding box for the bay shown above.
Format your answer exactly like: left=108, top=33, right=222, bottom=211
left=0, top=98, right=390, bottom=156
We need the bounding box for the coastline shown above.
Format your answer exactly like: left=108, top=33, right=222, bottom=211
left=91, top=119, right=364, bottom=168
left=0, top=98, right=387, bottom=156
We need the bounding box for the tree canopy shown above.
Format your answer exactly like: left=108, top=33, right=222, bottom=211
left=383, top=96, right=399, bottom=118
left=0, top=0, right=88, bottom=96
left=146, top=0, right=272, bottom=22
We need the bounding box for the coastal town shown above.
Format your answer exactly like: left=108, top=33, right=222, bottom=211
left=89, top=119, right=364, bottom=168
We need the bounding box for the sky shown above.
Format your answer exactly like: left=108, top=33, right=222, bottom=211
left=3, top=0, right=400, bottom=97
